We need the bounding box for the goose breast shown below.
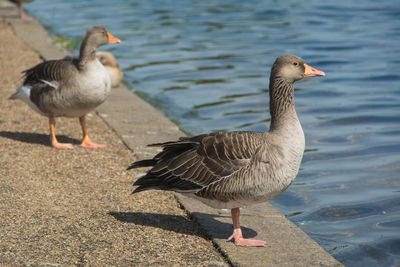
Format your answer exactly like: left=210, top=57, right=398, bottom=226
left=49, top=59, right=111, bottom=117
left=76, top=59, right=111, bottom=106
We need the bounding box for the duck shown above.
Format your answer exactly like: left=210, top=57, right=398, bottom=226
left=96, top=51, right=123, bottom=88
left=127, top=54, right=325, bottom=247
left=9, top=0, right=34, bottom=20
left=9, top=26, right=120, bottom=149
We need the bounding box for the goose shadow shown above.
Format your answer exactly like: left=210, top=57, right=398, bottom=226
left=108, top=211, right=258, bottom=240
left=0, top=131, right=79, bottom=147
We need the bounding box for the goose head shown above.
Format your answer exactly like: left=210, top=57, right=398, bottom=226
left=271, top=54, right=325, bottom=83
left=96, top=51, right=118, bottom=67
left=79, top=26, right=120, bottom=68
left=82, top=26, right=120, bottom=49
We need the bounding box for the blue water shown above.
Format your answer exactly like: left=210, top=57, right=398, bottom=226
left=25, top=1, right=400, bottom=265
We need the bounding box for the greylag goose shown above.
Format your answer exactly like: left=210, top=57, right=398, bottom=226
left=9, top=26, right=120, bottom=149
left=127, top=54, right=324, bottom=247
left=9, top=0, right=33, bottom=20
left=96, top=51, right=123, bottom=88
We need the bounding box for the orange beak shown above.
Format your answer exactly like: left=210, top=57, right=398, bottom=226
left=304, top=63, right=325, bottom=77
left=107, top=32, right=121, bottom=44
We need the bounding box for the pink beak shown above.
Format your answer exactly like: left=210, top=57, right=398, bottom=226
left=304, top=63, right=325, bottom=77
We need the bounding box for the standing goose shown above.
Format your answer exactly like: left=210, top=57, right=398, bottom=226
left=127, top=54, right=325, bottom=247
left=10, top=26, right=120, bottom=149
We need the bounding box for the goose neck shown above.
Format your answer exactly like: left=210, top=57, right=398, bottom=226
left=269, top=77, right=298, bottom=130
left=78, top=39, right=97, bottom=70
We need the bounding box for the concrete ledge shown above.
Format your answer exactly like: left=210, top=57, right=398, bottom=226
left=178, top=195, right=342, bottom=266
left=4, top=6, right=342, bottom=266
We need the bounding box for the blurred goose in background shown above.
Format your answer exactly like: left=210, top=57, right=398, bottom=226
left=9, top=0, right=33, bottom=20
left=9, top=26, right=120, bottom=149
left=96, top=51, right=123, bottom=88
left=128, top=54, right=325, bottom=247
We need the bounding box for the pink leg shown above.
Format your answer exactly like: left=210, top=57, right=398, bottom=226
left=49, top=118, right=74, bottom=149
left=17, top=4, right=33, bottom=21
left=79, top=116, right=106, bottom=149
left=227, top=208, right=266, bottom=247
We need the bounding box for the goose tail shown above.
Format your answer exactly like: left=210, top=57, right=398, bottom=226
left=127, top=159, right=156, bottom=170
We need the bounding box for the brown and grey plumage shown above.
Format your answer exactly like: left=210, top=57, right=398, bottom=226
left=9, top=26, right=120, bottom=149
left=128, top=54, right=325, bottom=247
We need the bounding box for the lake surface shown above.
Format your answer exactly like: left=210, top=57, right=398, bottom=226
left=25, top=0, right=400, bottom=265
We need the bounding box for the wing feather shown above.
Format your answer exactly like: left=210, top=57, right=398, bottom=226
left=130, top=131, right=264, bottom=193
left=23, top=58, right=78, bottom=86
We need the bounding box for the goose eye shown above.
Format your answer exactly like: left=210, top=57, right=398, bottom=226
left=293, top=62, right=298, bottom=66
